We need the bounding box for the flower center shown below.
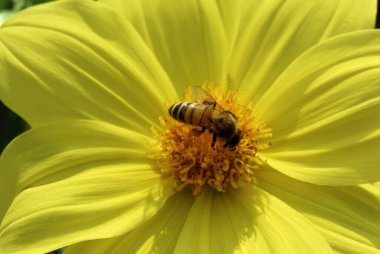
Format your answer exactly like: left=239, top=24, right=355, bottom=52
left=153, top=85, right=271, bottom=196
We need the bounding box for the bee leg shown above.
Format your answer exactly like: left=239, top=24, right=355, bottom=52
left=211, top=132, right=217, bottom=148
left=190, top=127, right=206, bottom=136
left=223, top=142, right=236, bottom=151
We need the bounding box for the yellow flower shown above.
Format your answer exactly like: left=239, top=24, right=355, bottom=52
left=0, top=0, right=379, bottom=253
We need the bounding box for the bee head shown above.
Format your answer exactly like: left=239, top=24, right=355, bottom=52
left=225, top=130, right=242, bottom=148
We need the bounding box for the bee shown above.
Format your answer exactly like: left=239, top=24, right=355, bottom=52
left=168, top=87, right=242, bottom=149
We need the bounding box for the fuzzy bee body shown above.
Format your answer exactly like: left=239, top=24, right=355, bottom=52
left=169, top=102, right=213, bottom=127
left=168, top=88, right=242, bottom=149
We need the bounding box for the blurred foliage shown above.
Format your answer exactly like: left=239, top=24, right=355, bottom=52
left=13, top=0, right=53, bottom=11
left=0, top=102, right=28, bottom=152
left=1, top=0, right=54, bottom=25
left=0, top=0, right=13, bottom=10
left=0, top=0, right=15, bottom=24
left=1, top=0, right=52, bottom=11
left=0, top=10, right=14, bottom=25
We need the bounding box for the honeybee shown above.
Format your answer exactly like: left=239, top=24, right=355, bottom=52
left=168, top=87, right=242, bottom=149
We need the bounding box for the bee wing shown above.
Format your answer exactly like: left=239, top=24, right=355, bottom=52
left=212, top=103, right=226, bottom=114
left=191, top=86, right=225, bottom=113
left=191, top=86, right=214, bottom=103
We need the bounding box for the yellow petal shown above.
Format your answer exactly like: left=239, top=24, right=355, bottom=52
left=101, top=0, right=376, bottom=96
left=64, top=191, right=194, bottom=254
left=257, top=168, right=380, bottom=254
left=100, top=0, right=237, bottom=92
left=228, top=0, right=376, bottom=100
left=0, top=120, right=174, bottom=254
left=359, top=182, right=380, bottom=201
left=0, top=0, right=176, bottom=131
left=174, top=185, right=332, bottom=253
left=259, top=30, right=380, bottom=185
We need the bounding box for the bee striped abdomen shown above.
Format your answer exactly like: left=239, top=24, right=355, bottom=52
left=169, top=102, right=191, bottom=123
left=169, top=102, right=210, bottom=126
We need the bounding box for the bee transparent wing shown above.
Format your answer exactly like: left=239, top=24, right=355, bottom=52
left=191, top=86, right=213, bottom=103
left=213, top=102, right=226, bottom=114
left=191, top=86, right=225, bottom=113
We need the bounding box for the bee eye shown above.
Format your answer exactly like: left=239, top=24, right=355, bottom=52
left=218, top=118, right=224, bottom=123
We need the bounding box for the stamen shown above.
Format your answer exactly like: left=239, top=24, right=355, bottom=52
left=152, top=85, right=271, bottom=196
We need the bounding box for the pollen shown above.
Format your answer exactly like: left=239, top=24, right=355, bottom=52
left=153, top=85, right=272, bottom=196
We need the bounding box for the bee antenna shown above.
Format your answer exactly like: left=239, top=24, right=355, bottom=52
left=224, top=110, right=238, bottom=120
